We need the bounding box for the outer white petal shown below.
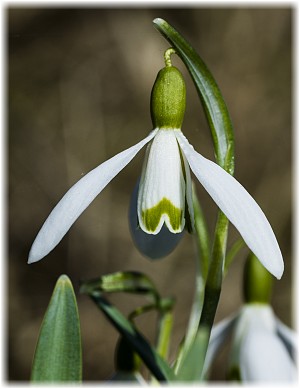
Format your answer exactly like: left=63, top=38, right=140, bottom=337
left=175, top=131, right=284, bottom=279
left=240, top=324, right=297, bottom=382
left=129, top=180, right=184, bottom=259
left=240, top=330, right=297, bottom=383
left=138, top=129, right=186, bottom=234
left=231, top=305, right=297, bottom=382
left=229, top=305, right=275, bottom=370
left=28, top=130, right=158, bottom=263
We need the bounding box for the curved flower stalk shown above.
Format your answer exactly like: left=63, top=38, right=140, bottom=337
left=28, top=51, right=283, bottom=280
left=204, top=254, right=296, bottom=382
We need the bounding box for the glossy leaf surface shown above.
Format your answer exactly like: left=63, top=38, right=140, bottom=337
left=31, top=275, right=82, bottom=382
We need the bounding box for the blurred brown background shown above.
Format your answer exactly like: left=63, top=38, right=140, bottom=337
left=8, top=7, right=293, bottom=382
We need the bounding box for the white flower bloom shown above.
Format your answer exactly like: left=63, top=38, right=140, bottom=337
left=28, top=126, right=283, bottom=278
left=205, top=304, right=297, bottom=382
left=28, top=63, right=284, bottom=280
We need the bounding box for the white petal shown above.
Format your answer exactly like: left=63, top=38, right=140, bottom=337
left=230, top=305, right=276, bottom=369
left=240, top=327, right=297, bottom=382
left=138, top=130, right=186, bottom=234
left=175, top=132, right=284, bottom=279
left=229, top=305, right=297, bottom=382
left=28, top=130, right=158, bottom=263
left=129, top=180, right=184, bottom=259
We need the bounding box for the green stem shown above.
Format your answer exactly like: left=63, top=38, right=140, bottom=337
left=224, top=238, right=245, bottom=277
left=180, top=187, right=210, bottom=347
left=156, top=310, right=173, bottom=359
left=164, top=47, right=176, bottom=67
left=197, top=212, right=229, bottom=369
left=173, top=188, right=211, bottom=374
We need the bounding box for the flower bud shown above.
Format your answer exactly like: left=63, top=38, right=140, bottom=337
left=243, top=252, right=273, bottom=304
left=150, top=66, right=186, bottom=129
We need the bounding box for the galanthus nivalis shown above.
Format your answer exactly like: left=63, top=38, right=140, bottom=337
left=28, top=53, right=283, bottom=279
left=204, top=305, right=297, bottom=382
left=203, top=254, right=296, bottom=382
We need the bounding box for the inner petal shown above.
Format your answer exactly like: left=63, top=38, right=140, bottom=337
left=138, top=129, right=185, bottom=234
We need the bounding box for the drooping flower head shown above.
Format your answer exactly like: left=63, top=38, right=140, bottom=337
left=204, top=254, right=296, bottom=382
left=28, top=49, right=284, bottom=280
left=137, top=58, right=194, bottom=236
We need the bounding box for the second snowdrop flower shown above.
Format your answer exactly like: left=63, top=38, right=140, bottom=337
left=28, top=49, right=283, bottom=280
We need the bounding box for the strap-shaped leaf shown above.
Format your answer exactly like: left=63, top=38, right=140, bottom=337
left=81, top=272, right=175, bottom=380
left=153, top=18, right=234, bottom=175
left=31, top=275, right=82, bottom=382
left=80, top=271, right=160, bottom=304
left=88, top=291, right=175, bottom=382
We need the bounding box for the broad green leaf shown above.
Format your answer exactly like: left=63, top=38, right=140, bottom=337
left=87, top=291, right=175, bottom=382
left=31, top=275, right=82, bottom=382
left=153, top=18, right=235, bottom=175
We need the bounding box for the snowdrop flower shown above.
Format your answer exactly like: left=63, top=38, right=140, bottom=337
left=230, top=304, right=297, bottom=382
left=28, top=51, right=283, bottom=280
left=204, top=254, right=296, bottom=382
left=205, top=304, right=297, bottom=382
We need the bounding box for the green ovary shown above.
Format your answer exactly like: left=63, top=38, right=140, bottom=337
left=142, top=197, right=183, bottom=233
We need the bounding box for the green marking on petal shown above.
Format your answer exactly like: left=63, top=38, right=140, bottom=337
left=142, top=197, right=183, bottom=233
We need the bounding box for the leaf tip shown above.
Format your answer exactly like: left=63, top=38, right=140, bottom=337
left=57, top=274, right=73, bottom=287
left=153, top=18, right=166, bottom=27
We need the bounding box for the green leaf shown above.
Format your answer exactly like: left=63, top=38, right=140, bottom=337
left=88, top=291, right=175, bottom=382
left=115, top=336, right=141, bottom=373
left=224, top=238, right=245, bottom=276
left=175, top=328, right=210, bottom=381
left=81, top=272, right=175, bottom=378
left=80, top=271, right=160, bottom=304
left=192, top=183, right=211, bottom=272
left=155, top=301, right=174, bottom=359
left=31, top=275, right=82, bottom=382
left=153, top=18, right=235, bottom=174
left=174, top=185, right=210, bottom=373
